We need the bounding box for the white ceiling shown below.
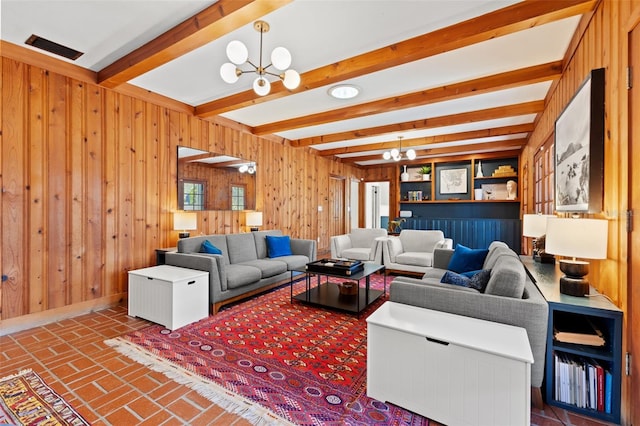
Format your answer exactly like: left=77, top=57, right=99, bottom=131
left=0, top=0, right=589, bottom=166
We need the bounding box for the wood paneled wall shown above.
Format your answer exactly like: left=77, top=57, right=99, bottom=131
left=0, top=52, right=367, bottom=323
left=522, top=1, right=639, bottom=421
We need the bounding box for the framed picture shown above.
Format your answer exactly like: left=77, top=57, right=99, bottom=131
left=439, top=168, right=467, bottom=194
left=554, top=68, right=605, bottom=213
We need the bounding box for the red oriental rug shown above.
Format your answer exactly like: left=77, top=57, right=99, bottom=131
left=106, top=275, right=430, bottom=425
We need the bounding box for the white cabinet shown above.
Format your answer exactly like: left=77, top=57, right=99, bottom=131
left=367, top=302, right=533, bottom=426
left=128, top=265, right=209, bottom=330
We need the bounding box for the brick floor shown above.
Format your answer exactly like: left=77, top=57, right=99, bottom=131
left=1, top=304, right=616, bottom=425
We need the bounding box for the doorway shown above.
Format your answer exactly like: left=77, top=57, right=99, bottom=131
left=364, top=182, right=390, bottom=229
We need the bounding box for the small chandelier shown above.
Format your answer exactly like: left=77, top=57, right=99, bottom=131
left=383, top=136, right=416, bottom=161
left=239, top=162, right=256, bottom=174
left=220, top=20, right=300, bottom=96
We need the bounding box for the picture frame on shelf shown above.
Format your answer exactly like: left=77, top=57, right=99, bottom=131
left=554, top=68, right=604, bottom=213
left=439, top=168, right=467, bottom=194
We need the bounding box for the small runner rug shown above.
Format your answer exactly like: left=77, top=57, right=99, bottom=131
left=106, top=275, right=430, bottom=425
left=0, top=369, right=89, bottom=426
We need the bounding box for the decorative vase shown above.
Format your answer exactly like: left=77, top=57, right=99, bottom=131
left=400, top=165, right=409, bottom=182
left=476, top=161, right=484, bottom=178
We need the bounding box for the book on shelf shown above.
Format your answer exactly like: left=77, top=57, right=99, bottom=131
left=553, top=353, right=611, bottom=413
left=553, top=315, right=606, bottom=346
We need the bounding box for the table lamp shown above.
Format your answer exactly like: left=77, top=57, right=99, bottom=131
left=522, top=214, right=555, bottom=263
left=246, top=211, right=263, bottom=232
left=544, top=217, right=608, bottom=297
left=173, top=212, right=197, bottom=238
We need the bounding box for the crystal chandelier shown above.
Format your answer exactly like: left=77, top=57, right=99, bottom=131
left=383, top=136, right=416, bottom=161
left=220, top=20, right=300, bottom=96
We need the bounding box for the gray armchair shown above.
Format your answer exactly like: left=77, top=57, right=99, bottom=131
left=330, top=228, right=387, bottom=263
left=381, top=229, right=453, bottom=274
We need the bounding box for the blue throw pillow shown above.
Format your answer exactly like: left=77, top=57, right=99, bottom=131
left=265, top=235, right=292, bottom=258
left=447, top=244, right=489, bottom=274
left=440, top=271, right=471, bottom=287
left=468, top=269, right=492, bottom=292
left=200, top=240, right=222, bottom=255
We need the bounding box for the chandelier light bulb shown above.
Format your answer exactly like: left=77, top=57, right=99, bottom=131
left=282, top=69, right=301, bottom=90
left=383, top=151, right=391, bottom=160
left=406, top=149, right=416, bottom=160
left=239, top=164, right=249, bottom=173
left=393, top=154, right=401, bottom=161
left=226, top=40, right=248, bottom=65
left=271, top=47, right=292, bottom=71
left=390, top=148, right=400, bottom=158
left=253, top=76, right=271, bottom=96
left=220, top=62, right=239, bottom=84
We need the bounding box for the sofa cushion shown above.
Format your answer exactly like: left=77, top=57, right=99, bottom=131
left=266, top=235, right=293, bottom=258
left=227, top=233, right=258, bottom=263
left=484, top=256, right=526, bottom=298
left=441, top=270, right=471, bottom=287
left=396, top=252, right=432, bottom=267
left=226, top=264, right=262, bottom=289
left=275, top=254, right=311, bottom=270
left=447, top=244, right=489, bottom=273
left=200, top=240, right=222, bottom=255
left=342, top=247, right=372, bottom=262
left=483, top=246, right=517, bottom=270
left=239, top=259, right=287, bottom=278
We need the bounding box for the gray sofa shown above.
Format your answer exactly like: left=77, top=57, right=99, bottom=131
left=165, top=230, right=316, bottom=314
left=389, top=241, right=548, bottom=405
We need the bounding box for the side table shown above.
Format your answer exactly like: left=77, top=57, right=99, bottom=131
left=128, top=265, right=209, bottom=330
left=155, top=247, right=176, bottom=265
left=521, top=256, right=622, bottom=424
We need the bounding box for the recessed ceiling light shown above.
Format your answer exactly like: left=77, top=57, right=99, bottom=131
left=328, top=84, right=360, bottom=100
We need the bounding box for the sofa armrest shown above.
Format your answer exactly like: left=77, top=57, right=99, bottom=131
left=382, top=236, right=404, bottom=264
left=436, top=238, right=453, bottom=250
left=165, top=252, right=225, bottom=301
left=372, top=236, right=388, bottom=264
left=330, top=234, right=351, bottom=258
left=291, top=238, right=317, bottom=261
left=432, top=248, right=454, bottom=269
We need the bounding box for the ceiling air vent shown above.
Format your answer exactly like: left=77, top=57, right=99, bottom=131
left=25, top=34, right=83, bottom=60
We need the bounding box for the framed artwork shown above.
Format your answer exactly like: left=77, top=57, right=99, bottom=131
left=439, top=168, right=467, bottom=194
left=554, top=68, right=605, bottom=213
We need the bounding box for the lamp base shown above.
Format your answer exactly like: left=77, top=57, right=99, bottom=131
left=178, top=232, right=190, bottom=239
left=559, top=276, right=590, bottom=297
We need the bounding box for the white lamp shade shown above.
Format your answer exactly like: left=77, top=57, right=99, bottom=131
left=271, top=47, right=291, bottom=71
left=246, top=212, right=263, bottom=227
left=173, top=212, right=197, bottom=231
left=406, top=149, right=416, bottom=160
left=220, top=63, right=239, bottom=84
left=390, top=148, right=399, bottom=158
left=522, top=214, right=555, bottom=237
left=545, top=218, right=608, bottom=259
left=382, top=151, right=391, bottom=160
left=282, top=69, right=300, bottom=90
left=226, top=40, right=248, bottom=65
left=253, top=76, right=271, bottom=96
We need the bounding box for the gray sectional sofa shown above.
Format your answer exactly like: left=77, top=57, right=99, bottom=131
left=389, top=241, right=548, bottom=405
left=165, top=230, right=316, bottom=314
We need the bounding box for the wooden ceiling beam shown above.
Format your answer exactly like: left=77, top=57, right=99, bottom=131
left=195, top=0, right=595, bottom=118
left=317, top=123, right=533, bottom=157
left=291, top=100, right=544, bottom=147
left=97, top=0, right=292, bottom=88
left=342, top=139, right=526, bottom=164
left=255, top=61, right=557, bottom=136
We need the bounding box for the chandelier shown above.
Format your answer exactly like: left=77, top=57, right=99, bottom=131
left=383, top=136, right=416, bottom=161
left=220, top=20, right=300, bottom=96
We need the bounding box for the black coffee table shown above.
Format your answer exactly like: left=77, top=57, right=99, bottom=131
left=290, top=263, right=385, bottom=315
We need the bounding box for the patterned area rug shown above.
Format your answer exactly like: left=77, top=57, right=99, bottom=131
left=107, top=275, right=430, bottom=425
left=0, top=369, right=89, bottom=426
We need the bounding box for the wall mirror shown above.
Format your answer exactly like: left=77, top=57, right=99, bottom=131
left=177, top=146, right=256, bottom=211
